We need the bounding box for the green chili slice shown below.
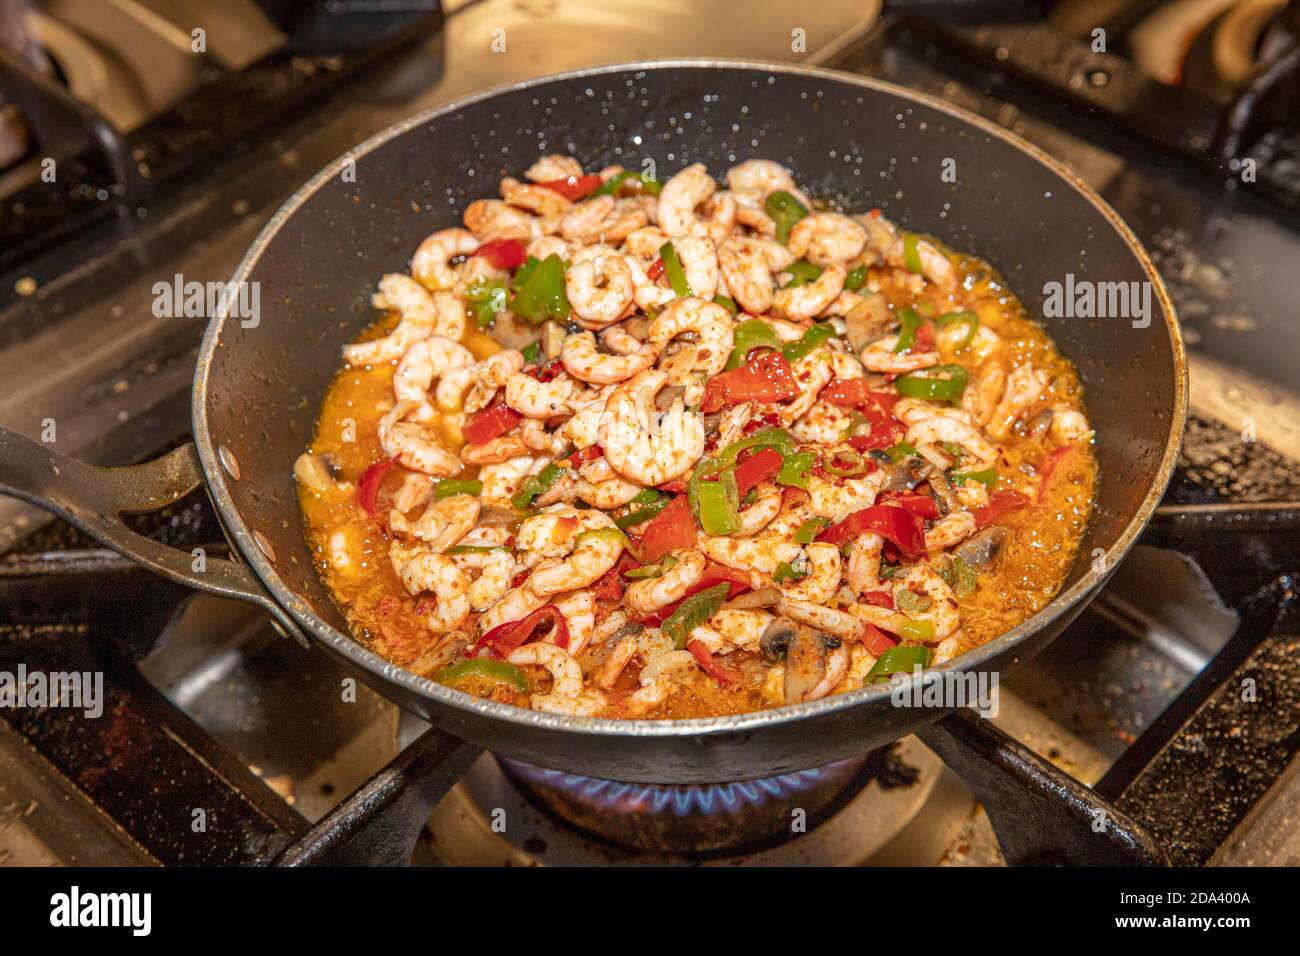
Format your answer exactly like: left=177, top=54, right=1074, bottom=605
left=894, top=364, right=969, bottom=403
left=521, top=340, right=541, bottom=365
left=434, top=659, right=529, bottom=692
left=794, top=517, right=829, bottom=545
left=936, top=309, right=979, bottom=351
left=902, top=234, right=924, bottom=274
left=782, top=322, right=836, bottom=362
left=575, top=526, right=630, bottom=549
left=434, top=478, right=483, bottom=500
left=782, top=259, right=823, bottom=289
left=776, top=451, right=817, bottom=490
left=895, top=589, right=934, bottom=615
left=714, top=293, right=738, bottom=316
left=511, top=462, right=566, bottom=510
left=845, top=265, right=868, bottom=291
left=866, top=644, right=933, bottom=683
left=764, top=190, right=808, bottom=244
left=950, top=467, right=997, bottom=488
left=951, top=556, right=978, bottom=597
left=893, top=307, right=924, bottom=354
left=823, top=449, right=867, bottom=478
left=663, top=582, right=731, bottom=649
left=724, top=319, right=782, bottom=370
left=659, top=241, right=693, bottom=298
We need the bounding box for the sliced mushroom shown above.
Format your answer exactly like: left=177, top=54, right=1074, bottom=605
left=783, top=625, right=829, bottom=705
left=952, top=526, right=1009, bottom=569
left=1025, top=407, right=1054, bottom=441
left=760, top=617, right=797, bottom=662
left=541, top=320, right=567, bottom=359
left=930, top=474, right=960, bottom=516
left=477, top=505, right=518, bottom=528
left=293, top=452, right=337, bottom=491
left=886, top=455, right=932, bottom=493
left=844, top=291, right=892, bottom=351
left=655, top=384, right=688, bottom=411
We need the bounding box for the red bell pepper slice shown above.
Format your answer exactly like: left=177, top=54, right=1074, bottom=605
left=701, top=351, right=800, bottom=413
left=861, top=589, right=894, bottom=609
left=537, top=174, right=602, bottom=201
left=686, top=639, right=740, bottom=685
left=474, top=237, right=527, bottom=271
left=861, top=621, right=899, bottom=656
left=819, top=379, right=901, bottom=426
left=817, top=504, right=927, bottom=559
left=356, top=456, right=398, bottom=517
left=638, top=496, right=697, bottom=563
left=734, top=447, right=784, bottom=497
left=1036, top=443, right=1078, bottom=503
left=848, top=421, right=906, bottom=452
left=975, top=489, right=1031, bottom=528
left=647, top=257, right=665, bottom=281
left=876, top=491, right=941, bottom=519
left=568, top=445, right=603, bottom=467
left=591, top=552, right=642, bottom=603
left=471, top=605, right=570, bottom=659
left=462, top=404, right=521, bottom=445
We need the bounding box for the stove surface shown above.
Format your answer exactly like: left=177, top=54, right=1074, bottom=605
left=1, top=1, right=1298, bottom=867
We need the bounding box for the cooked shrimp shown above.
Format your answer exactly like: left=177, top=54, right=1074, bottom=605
left=575, top=472, right=645, bottom=509
left=671, top=236, right=720, bottom=300
left=378, top=400, right=461, bottom=476
left=776, top=599, right=862, bottom=641
left=626, top=649, right=695, bottom=714
left=464, top=199, right=539, bottom=241
left=558, top=330, right=655, bottom=386
left=734, top=482, right=782, bottom=536
left=779, top=542, right=842, bottom=604
left=695, top=608, right=773, bottom=653
left=551, top=589, right=596, bottom=656
left=773, top=264, right=846, bottom=321
left=388, top=541, right=471, bottom=633
left=411, top=229, right=480, bottom=290
left=501, top=177, right=573, bottom=218
left=391, top=492, right=479, bottom=552
left=450, top=547, right=516, bottom=611
left=525, top=154, right=583, bottom=183
left=1051, top=407, right=1093, bottom=443
left=925, top=510, right=977, bottom=552
left=521, top=508, right=624, bottom=595
left=726, top=159, right=810, bottom=208
left=806, top=644, right=850, bottom=701
left=657, top=163, right=717, bottom=237
left=393, top=336, right=474, bottom=418
left=788, top=212, right=867, bottom=267
left=894, top=563, right=960, bottom=640
left=846, top=533, right=884, bottom=592
left=717, top=238, right=776, bottom=314
left=791, top=401, right=856, bottom=445
left=988, top=363, right=1049, bottom=439
left=560, top=195, right=647, bottom=245
left=565, top=254, right=635, bottom=329
left=599, top=370, right=706, bottom=486
left=507, top=643, right=606, bottom=716
left=343, top=274, right=442, bottom=365
left=504, top=370, right=579, bottom=419
left=624, top=549, right=706, bottom=616
left=861, top=335, right=941, bottom=374
left=465, top=349, right=525, bottom=413
left=647, top=297, right=734, bottom=379
left=477, top=584, right=544, bottom=635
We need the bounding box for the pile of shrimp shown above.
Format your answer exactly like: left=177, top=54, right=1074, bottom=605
left=298, top=155, right=1096, bottom=720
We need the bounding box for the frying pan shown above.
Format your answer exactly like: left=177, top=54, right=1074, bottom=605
left=0, top=61, right=1186, bottom=783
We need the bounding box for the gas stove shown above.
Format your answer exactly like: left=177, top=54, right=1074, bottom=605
left=1, top=1, right=1298, bottom=868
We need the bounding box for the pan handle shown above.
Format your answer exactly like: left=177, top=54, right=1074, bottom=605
left=0, top=427, right=307, bottom=644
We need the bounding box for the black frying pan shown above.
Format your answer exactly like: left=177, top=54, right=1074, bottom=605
left=0, top=61, right=1186, bottom=783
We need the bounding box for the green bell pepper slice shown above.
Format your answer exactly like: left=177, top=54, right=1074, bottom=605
left=659, top=241, right=693, bottom=298
left=724, top=319, right=782, bottom=370
left=434, top=658, right=529, bottom=692
left=894, top=364, right=969, bottom=404
left=865, top=644, right=933, bottom=683
left=662, top=582, right=731, bottom=649
left=765, top=190, right=808, bottom=244
left=782, top=321, right=835, bottom=362
left=434, top=478, right=483, bottom=500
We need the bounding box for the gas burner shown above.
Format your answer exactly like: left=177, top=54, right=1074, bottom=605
left=496, top=755, right=873, bottom=855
